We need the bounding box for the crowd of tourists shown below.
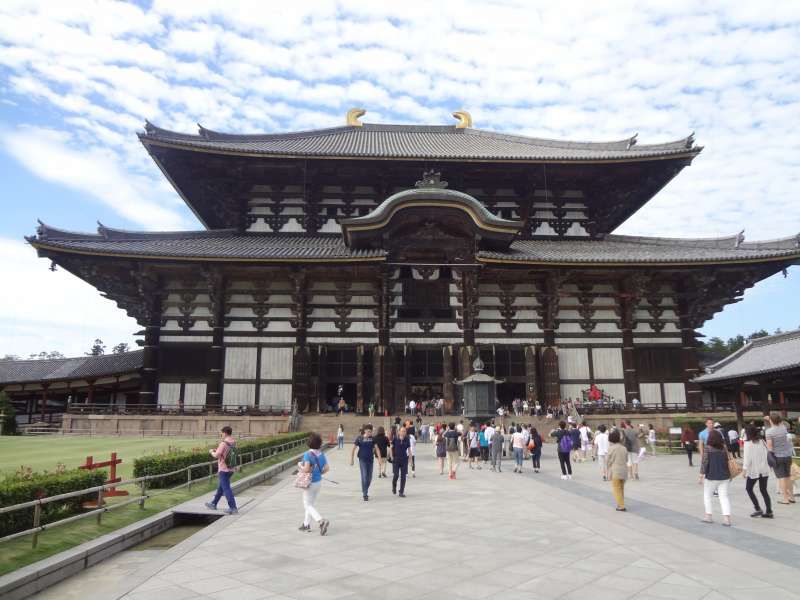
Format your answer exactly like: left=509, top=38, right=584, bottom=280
left=243, top=409, right=797, bottom=536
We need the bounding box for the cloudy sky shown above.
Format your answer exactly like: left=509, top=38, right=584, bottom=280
left=1, top=0, right=799, bottom=358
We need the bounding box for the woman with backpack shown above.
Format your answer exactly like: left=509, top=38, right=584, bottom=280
left=529, top=427, right=543, bottom=473
left=550, top=421, right=573, bottom=480
left=298, top=433, right=331, bottom=535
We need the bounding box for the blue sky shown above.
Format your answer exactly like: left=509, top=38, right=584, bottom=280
left=0, top=1, right=799, bottom=357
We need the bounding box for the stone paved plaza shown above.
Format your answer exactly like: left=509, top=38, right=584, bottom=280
left=89, top=444, right=799, bottom=600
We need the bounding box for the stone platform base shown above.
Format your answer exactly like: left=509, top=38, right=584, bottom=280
left=62, top=414, right=292, bottom=437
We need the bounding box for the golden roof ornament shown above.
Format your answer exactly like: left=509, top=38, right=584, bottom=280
left=452, top=110, right=473, bottom=129
left=346, top=107, right=366, bottom=127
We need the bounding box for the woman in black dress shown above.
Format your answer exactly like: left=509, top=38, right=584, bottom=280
left=373, top=426, right=389, bottom=478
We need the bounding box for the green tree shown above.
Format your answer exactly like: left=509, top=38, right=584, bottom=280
left=726, top=334, right=746, bottom=353
left=86, top=339, right=105, bottom=356
left=112, top=342, right=130, bottom=354
left=748, top=329, right=769, bottom=340
left=0, top=391, right=17, bottom=435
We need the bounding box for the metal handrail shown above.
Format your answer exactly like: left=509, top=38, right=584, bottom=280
left=0, top=437, right=308, bottom=546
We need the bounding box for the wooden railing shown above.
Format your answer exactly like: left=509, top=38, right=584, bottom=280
left=0, top=438, right=308, bottom=548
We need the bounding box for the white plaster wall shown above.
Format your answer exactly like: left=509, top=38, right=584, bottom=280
left=184, top=383, right=207, bottom=407
left=640, top=383, right=662, bottom=406
left=558, top=348, right=590, bottom=379
left=158, top=383, right=181, bottom=407
left=261, top=347, right=293, bottom=380
left=592, top=348, right=624, bottom=379
left=260, top=383, right=292, bottom=409
left=224, top=347, right=257, bottom=379
left=223, top=383, right=256, bottom=407
left=664, top=383, right=686, bottom=407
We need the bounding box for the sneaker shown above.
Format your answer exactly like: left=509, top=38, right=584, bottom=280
left=567, top=475, right=572, bottom=480
left=363, top=495, right=369, bottom=501
left=204, top=502, right=217, bottom=511
left=615, top=507, right=627, bottom=512
left=602, top=476, right=607, bottom=481
left=392, top=488, right=396, bottom=494
left=298, top=524, right=311, bottom=532
left=319, top=519, right=330, bottom=536
left=534, top=469, right=539, bottom=473
left=561, top=474, right=567, bottom=480
left=223, top=508, right=238, bottom=515
left=762, top=512, right=774, bottom=519
left=750, top=510, right=763, bottom=518
left=635, top=474, right=640, bottom=480
left=398, top=493, right=406, bottom=498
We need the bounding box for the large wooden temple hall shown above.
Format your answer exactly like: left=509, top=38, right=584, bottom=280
left=25, top=109, right=800, bottom=414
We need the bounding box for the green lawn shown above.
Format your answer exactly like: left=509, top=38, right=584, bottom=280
left=0, top=436, right=221, bottom=479
left=0, top=445, right=303, bottom=576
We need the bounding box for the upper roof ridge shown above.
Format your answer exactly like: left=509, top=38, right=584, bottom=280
left=141, top=120, right=701, bottom=154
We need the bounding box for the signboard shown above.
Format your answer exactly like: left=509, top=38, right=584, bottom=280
left=669, top=427, right=682, bottom=435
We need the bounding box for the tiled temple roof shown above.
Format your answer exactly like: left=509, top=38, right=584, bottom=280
left=28, top=224, right=386, bottom=262
left=0, top=351, right=143, bottom=385
left=27, top=224, right=800, bottom=266
left=139, top=121, right=701, bottom=162
left=694, top=329, right=800, bottom=384
left=478, top=233, right=800, bottom=265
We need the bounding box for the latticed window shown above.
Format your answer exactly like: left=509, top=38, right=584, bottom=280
left=410, top=348, right=444, bottom=379
left=326, top=347, right=357, bottom=378
left=399, top=280, right=452, bottom=319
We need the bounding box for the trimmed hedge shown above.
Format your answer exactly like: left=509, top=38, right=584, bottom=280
left=0, top=469, right=108, bottom=537
left=133, top=432, right=309, bottom=489
left=671, top=416, right=765, bottom=433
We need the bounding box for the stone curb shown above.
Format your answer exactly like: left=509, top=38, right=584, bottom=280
left=0, top=448, right=308, bottom=600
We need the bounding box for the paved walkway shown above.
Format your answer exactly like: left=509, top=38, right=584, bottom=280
left=101, top=445, right=799, bottom=600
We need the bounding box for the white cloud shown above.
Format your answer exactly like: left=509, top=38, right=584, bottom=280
left=2, top=126, right=187, bottom=230
left=0, top=238, right=138, bottom=358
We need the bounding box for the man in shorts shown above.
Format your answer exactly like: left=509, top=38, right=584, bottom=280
left=594, top=424, right=610, bottom=480
left=467, top=423, right=481, bottom=469
left=623, top=420, right=641, bottom=480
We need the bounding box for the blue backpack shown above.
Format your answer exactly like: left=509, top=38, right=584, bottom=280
left=559, top=433, right=572, bottom=453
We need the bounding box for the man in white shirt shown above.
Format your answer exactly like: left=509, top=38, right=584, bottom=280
left=578, top=422, right=592, bottom=462
left=593, top=424, right=610, bottom=480
left=409, top=399, right=416, bottom=416
left=484, top=423, right=496, bottom=454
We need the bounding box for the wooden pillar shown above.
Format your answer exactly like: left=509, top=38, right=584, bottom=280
left=40, top=384, right=49, bottom=420
left=317, top=345, right=327, bottom=413
left=457, top=269, right=479, bottom=347
left=87, top=379, right=96, bottom=405
left=290, top=270, right=310, bottom=412
left=758, top=384, right=769, bottom=416
left=621, top=329, right=639, bottom=406
left=779, top=390, right=787, bottom=418
left=524, top=345, right=537, bottom=405
left=356, top=344, right=364, bottom=413
left=205, top=268, right=226, bottom=409
left=443, top=345, right=454, bottom=414
left=540, top=346, right=560, bottom=408
left=735, top=388, right=745, bottom=432
left=375, top=267, right=393, bottom=415
left=402, top=344, right=411, bottom=414
left=676, top=297, right=702, bottom=409
left=140, top=297, right=162, bottom=408
left=292, top=345, right=311, bottom=412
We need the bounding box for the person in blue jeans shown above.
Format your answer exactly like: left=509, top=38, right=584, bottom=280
left=205, top=426, right=238, bottom=514
left=350, top=425, right=378, bottom=501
